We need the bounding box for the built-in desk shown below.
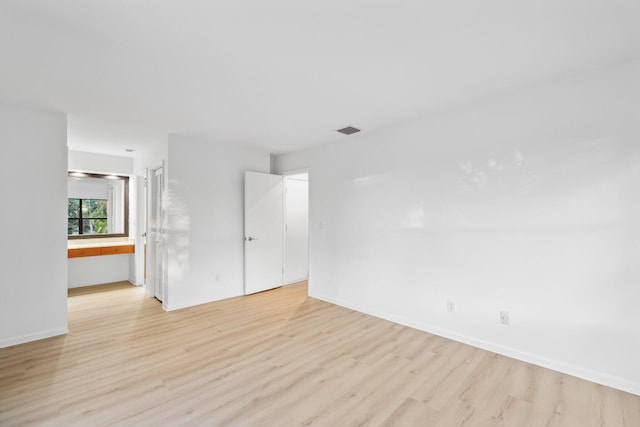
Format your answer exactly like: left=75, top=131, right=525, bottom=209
left=67, top=239, right=135, bottom=258
left=68, top=244, right=135, bottom=258
left=68, top=239, right=136, bottom=288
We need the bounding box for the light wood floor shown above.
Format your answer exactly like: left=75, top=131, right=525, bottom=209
left=1, top=282, right=638, bottom=426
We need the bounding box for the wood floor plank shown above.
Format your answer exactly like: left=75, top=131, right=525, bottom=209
left=1, top=280, right=638, bottom=426
left=380, top=397, right=439, bottom=426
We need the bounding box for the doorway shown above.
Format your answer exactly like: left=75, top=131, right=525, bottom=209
left=283, top=172, right=309, bottom=285
left=243, top=170, right=309, bottom=295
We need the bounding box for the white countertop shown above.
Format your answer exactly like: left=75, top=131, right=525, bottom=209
left=68, top=237, right=135, bottom=249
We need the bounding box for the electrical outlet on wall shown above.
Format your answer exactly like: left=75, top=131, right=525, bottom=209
left=447, top=300, right=456, bottom=313
left=500, top=311, right=510, bottom=325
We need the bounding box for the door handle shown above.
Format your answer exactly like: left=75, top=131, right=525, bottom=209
left=245, top=236, right=258, bottom=241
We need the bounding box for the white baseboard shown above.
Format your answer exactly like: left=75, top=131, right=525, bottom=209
left=164, top=291, right=241, bottom=312
left=284, top=278, right=308, bottom=286
left=0, top=327, right=69, bottom=349
left=311, top=291, right=640, bottom=397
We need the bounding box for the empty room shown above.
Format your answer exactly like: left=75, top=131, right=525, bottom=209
left=1, top=1, right=639, bottom=426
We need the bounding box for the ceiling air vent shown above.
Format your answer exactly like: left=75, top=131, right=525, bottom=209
left=337, top=126, right=361, bottom=135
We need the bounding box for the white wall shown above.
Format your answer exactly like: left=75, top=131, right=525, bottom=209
left=130, top=175, right=146, bottom=286
left=274, top=60, right=640, bottom=395
left=69, top=150, right=133, bottom=175
left=0, top=104, right=68, bottom=347
left=166, top=135, right=270, bottom=310
left=68, top=255, right=132, bottom=288
left=284, top=175, right=309, bottom=284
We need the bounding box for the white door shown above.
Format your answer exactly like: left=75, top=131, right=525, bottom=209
left=147, top=166, right=165, bottom=302
left=244, top=171, right=284, bottom=295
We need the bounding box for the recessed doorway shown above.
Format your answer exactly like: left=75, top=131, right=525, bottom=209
left=283, top=172, right=309, bottom=285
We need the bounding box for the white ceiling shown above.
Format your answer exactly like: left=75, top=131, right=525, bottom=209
left=1, top=1, right=639, bottom=157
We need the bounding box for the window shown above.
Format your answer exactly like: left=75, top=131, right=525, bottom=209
left=68, top=171, right=129, bottom=239
left=68, top=198, right=109, bottom=235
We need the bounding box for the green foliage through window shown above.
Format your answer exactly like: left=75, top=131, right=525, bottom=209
left=68, top=198, right=108, bottom=235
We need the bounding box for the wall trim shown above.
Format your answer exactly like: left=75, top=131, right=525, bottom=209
left=311, top=291, right=640, bottom=397
left=284, top=278, right=308, bottom=286
left=164, top=291, right=242, bottom=312
left=0, top=327, right=69, bottom=349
